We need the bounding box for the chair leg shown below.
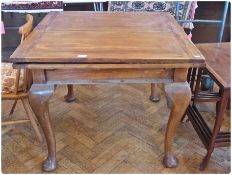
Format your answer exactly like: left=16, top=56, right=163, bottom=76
left=200, top=148, right=214, bottom=170
left=200, top=88, right=230, bottom=170
left=21, top=98, right=43, bottom=143
left=8, top=100, right=18, bottom=118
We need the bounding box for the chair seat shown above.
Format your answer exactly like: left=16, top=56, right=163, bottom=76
left=1, top=63, right=24, bottom=94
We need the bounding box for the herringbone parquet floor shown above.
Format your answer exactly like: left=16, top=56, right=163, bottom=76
left=2, top=84, right=231, bottom=173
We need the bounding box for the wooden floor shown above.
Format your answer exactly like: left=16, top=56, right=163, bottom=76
left=2, top=84, right=230, bottom=173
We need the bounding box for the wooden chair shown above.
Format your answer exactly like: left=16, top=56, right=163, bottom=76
left=186, top=42, right=230, bottom=170
left=2, top=14, right=43, bottom=143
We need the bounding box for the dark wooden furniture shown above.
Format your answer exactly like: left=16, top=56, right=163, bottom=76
left=186, top=42, right=230, bottom=170
left=9, top=11, right=205, bottom=172
left=2, top=14, right=43, bottom=143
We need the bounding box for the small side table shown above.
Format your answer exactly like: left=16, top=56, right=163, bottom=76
left=186, top=42, right=230, bottom=170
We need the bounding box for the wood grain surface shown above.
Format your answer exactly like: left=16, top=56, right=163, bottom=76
left=196, top=42, right=230, bottom=88
left=10, top=12, right=205, bottom=65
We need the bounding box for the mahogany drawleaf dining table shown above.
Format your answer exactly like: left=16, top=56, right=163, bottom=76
left=9, top=11, right=205, bottom=172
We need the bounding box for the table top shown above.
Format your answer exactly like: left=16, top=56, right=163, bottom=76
left=10, top=11, right=205, bottom=66
left=196, top=42, right=230, bottom=88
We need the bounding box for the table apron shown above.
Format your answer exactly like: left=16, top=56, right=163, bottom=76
left=32, top=68, right=176, bottom=84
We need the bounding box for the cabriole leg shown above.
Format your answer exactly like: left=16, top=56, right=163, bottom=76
left=163, top=82, right=191, bottom=168
left=64, top=84, right=76, bottom=102
left=28, top=84, right=56, bottom=172
left=149, top=83, right=161, bottom=102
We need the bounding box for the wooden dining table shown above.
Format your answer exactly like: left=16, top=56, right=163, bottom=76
left=9, top=11, right=205, bottom=172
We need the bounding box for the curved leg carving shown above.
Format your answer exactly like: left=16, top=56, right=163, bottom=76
left=163, top=82, right=191, bottom=168
left=149, top=83, right=161, bottom=102
left=28, top=84, right=56, bottom=172
left=64, top=84, right=76, bottom=102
